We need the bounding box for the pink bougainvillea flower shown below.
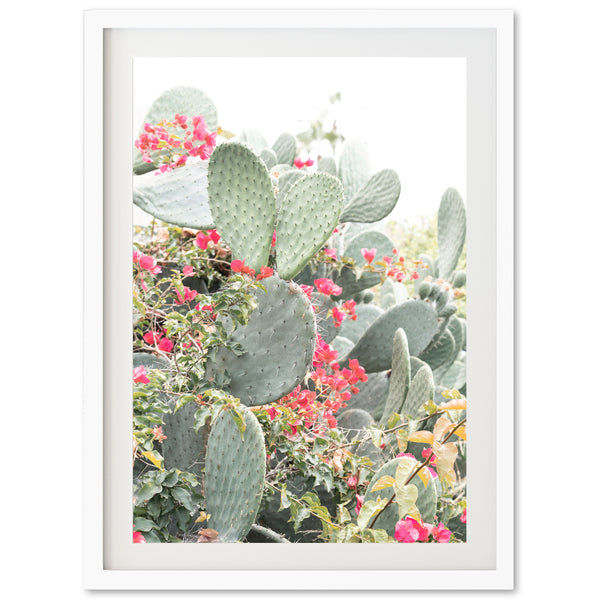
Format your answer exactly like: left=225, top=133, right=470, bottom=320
left=323, top=247, right=337, bottom=260
left=460, top=508, right=467, bottom=524
left=143, top=331, right=162, bottom=346
left=230, top=259, right=256, bottom=276
left=361, top=248, right=377, bottom=264
left=314, top=278, right=342, bottom=297
left=183, top=265, right=194, bottom=277
left=431, top=522, right=452, bottom=543
left=355, top=494, right=364, bottom=516
left=133, top=251, right=142, bottom=263
left=152, top=426, right=167, bottom=443
left=396, top=452, right=416, bottom=460
left=133, top=530, right=147, bottom=544
left=139, top=254, right=161, bottom=275
left=382, top=256, right=393, bottom=266
left=158, top=337, right=174, bottom=353
left=195, top=231, right=212, bottom=250
left=410, top=271, right=420, bottom=280
left=175, top=286, right=198, bottom=305
left=266, top=406, right=279, bottom=421
left=331, top=306, right=345, bottom=328
left=300, top=284, right=314, bottom=299
left=293, top=157, right=305, bottom=168
left=256, top=266, right=274, bottom=281
left=347, top=475, right=358, bottom=489
left=394, top=519, right=419, bottom=543
left=133, top=366, right=150, bottom=384
left=271, top=230, right=277, bottom=248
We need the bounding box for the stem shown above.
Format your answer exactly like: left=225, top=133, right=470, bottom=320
left=368, top=417, right=467, bottom=529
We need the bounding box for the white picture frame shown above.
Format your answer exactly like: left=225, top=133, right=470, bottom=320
left=84, top=8, right=514, bottom=590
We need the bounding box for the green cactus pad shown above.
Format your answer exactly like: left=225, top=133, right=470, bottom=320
left=133, top=161, right=215, bottom=229
left=335, top=230, right=395, bottom=300
left=402, top=365, right=435, bottom=416
left=364, top=457, right=438, bottom=534
left=452, top=270, right=467, bottom=288
left=238, top=128, right=269, bottom=152
left=341, top=371, right=390, bottom=416
left=437, top=188, right=466, bottom=279
left=317, top=156, right=337, bottom=176
left=275, top=169, right=305, bottom=209
left=346, top=300, right=439, bottom=373
left=133, top=86, right=219, bottom=174
left=276, top=173, right=344, bottom=280
left=271, top=132, right=297, bottom=165
left=204, top=274, right=316, bottom=406
left=340, top=169, right=401, bottom=223
left=380, top=278, right=409, bottom=310
left=208, top=142, right=276, bottom=271
left=440, top=356, right=467, bottom=391
left=331, top=335, right=354, bottom=359
left=338, top=140, right=372, bottom=203
left=420, top=330, right=456, bottom=372
left=260, top=148, right=277, bottom=169
left=337, top=408, right=374, bottom=432
left=204, top=405, right=266, bottom=542
left=337, top=303, right=384, bottom=343
left=409, top=356, right=427, bottom=380
left=447, top=316, right=465, bottom=364
left=379, top=329, right=411, bottom=425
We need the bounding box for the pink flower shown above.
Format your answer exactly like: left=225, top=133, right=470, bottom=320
left=175, top=286, right=198, bottom=305
left=230, top=259, right=255, bottom=276
left=355, top=494, right=364, bottom=516
left=394, top=519, right=419, bottom=543
left=431, top=522, right=452, bottom=543
left=347, top=475, right=358, bottom=489
left=382, top=256, right=393, bottom=266
left=410, top=271, right=420, bottom=280
left=139, top=255, right=161, bottom=275
left=133, top=530, right=147, bottom=544
left=271, top=230, right=277, bottom=248
left=323, top=247, right=337, bottom=260
left=143, top=331, right=162, bottom=345
left=133, top=366, right=150, bottom=384
left=133, top=251, right=142, bottom=263
left=361, top=248, right=377, bottom=264
left=158, top=337, right=173, bottom=353
left=460, top=508, right=467, bottom=524
left=293, top=157, right=305, bottom=168
left=183, top=265, right=194, bottom=277
left=256, top=266, right=274, bottom=281
left=331, top=306, right=345, bottom=328
left=152, top=426, right=167, bottom=443
left=266, top=406, right=279, bottom=421
left=300, top=284, right=314, bottom=299
left=314, top=278, right=342, bottom=297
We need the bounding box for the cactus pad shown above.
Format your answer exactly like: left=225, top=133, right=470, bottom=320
left=346, top=300, right=439, bottom=372
left=208, top=142, right=276, bottom=271
left=402, top=365, right=435, bottom=416
left=204, top=274, right=316, bottom=406
left=271, top=132, right=297, bottom=165
left=379, top=329, right=410, bottom=425
left=317, top=156, right=337, bottom=176
left=340, top=169, right=401, bottom=223
left=133, top=161, right=215, bottom=229
left=276, top=173, right=343, bottom=280
left=337, top=303, right=383, bottom=343
left=335, top=230, right=395, bottom=299
left=338, top=140, right=372, bottom=203
left=437, top=188, right=466, bottom=279
left=204, top=405, right=266, bottom=542
left=420, top=329, right=456, bottom=372
left=341, top=370, right=390, bottom=416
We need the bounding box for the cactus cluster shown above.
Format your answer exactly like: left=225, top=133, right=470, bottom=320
left=132, top=85, right=467, bottom=543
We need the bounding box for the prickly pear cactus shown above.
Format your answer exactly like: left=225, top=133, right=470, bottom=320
left=208, top=141, right=276, bottom=272
left=340, top=169, right=401, bottom=223
left=437, top=188, right=466, bottom=279
left=346, top=300, right=439, bottom=372
left=271, top=132, right=297, bottom=165
left=133, top=162, right=215, bottom=229
left=276, top=173, right=343, bottom=280
left=338, top=140, right=372, bottom=203
left=204, top=405, right=266, bottom=542
left=401, top=365, right=435, bottom=417
left=204, top=274, right=316, bottom=406
left=379, top=329, right=410, bottom=424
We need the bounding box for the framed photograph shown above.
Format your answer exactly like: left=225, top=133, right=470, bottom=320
left=84, top=8, right=513, bottom=590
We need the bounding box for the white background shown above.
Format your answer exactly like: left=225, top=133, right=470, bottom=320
left=1, top=0, right=597, bottom=598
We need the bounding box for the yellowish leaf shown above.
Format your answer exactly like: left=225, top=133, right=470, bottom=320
left=433, top=416, right=453, bottom=441
left=195, top=512, right=211, bottom=523
left=453, top=426, right=467, bottom=441
left=395, top=430, right=408, bottom=454
left=408, top=431, right=434, bottom=444
left=417, top=467, right=431, bottom=488
left=371, top=475, right=396, bottom=491
left=439, top=398, right=467, bottom=411
left=141, top=450, right=163, bottom=469
left=393, top=482, right=419, bottom=520
left=332, top=449, right=344, bottom=473
left=433, top=441, right=459, bottom=484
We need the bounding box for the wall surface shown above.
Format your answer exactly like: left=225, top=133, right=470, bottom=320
left=2, top=0, right=597, bottom=597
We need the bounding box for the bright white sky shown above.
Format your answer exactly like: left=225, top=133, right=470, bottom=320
left=134, top=57, right=466, bottom=220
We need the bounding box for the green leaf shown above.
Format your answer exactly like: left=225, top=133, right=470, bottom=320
left=135, top=481, right=163, bottom=504
left=171, top=487, right=195, bottom=512
left=279, top=485, right=291, bottom=510
left=229, top=406, right=247, bottom=441
left=356, top=498, right=387, bottom=531
left=133, top=517, right=156, bottom=532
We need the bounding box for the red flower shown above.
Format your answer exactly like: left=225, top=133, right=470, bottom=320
left=256, top=266, right=274, bottom=281
left=133, top=530, right=147, bottom=544
left=314, top=278, right=342, bottom=297
left=133, top=366, right=150, bottom=384
left=158, top=337, right=173, bottom=353
left=431, top=522, right=452, bottom=543
left=361, top=248, right=377, bottom=264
